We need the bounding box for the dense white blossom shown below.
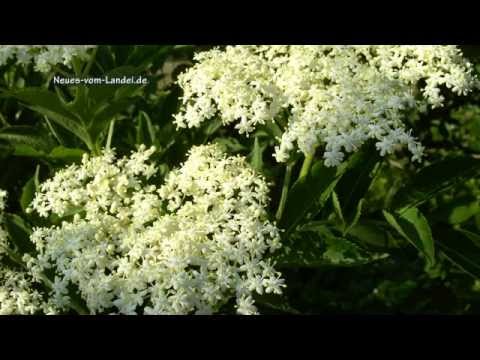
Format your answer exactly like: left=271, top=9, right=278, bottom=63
left=0, top=267, right=57, bottom=315
left=174, top=45, right=477, bottom=166
left=0, top=190, right=56, bottom=315
left=0, top=45, right=95, bottom=73
left=27, top=144, right=284, bottom=315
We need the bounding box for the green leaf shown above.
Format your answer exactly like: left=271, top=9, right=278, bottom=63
left=0, top=141, right=13, bottom=159
left=457, top=228, right=480, bottom=247
left=65, top=85, right=91, bottom=121
left=261, top=121, right=283, bottom=139
left=11, top=144, right=46, bottom=158
left=135, top=113, right=148, bottom=145
left=273, top=228, right=331, bottom=268
left=213, top=137, right=248, bottom=153
left=142, top=111, right=156, bottom=145
left=0, top=126, right=54, bottom=152
left=345, top=198, right=365, bottom=234
left=348, top=220, right=399, bottom=249
left=125, top=45, right=174, bottom=68
left=334, top=142, right=380, bottom=223
left=7, top=144, right=85, bottom=164
left=274, top=224, right=388, bottom=268
left=431, top=197, right=480, bottom=225
left=248, top=137, right=266, bottom=172
left=203, top=118, right=223, bottom=139
left=279, top=154, right=355, bottom=235
left=134, top=111, right=157, bottom=147
left=4, top=88, right=77, bottom=120
left=331, top=191, right=345, bottom=226
left=20, top=176, right=36, bottom=213
left=48, top=146, right=86, bottom=163
left=435, top=226, right=480, bottom=279
left=90, top=98, right=132, bottom=144
left=87, top=66, right=145, bottom=110
left=5, top=88, right=92, bottom=147
left=392, top=156, right=480, bottom=212
left=3, top=213, right=35, bottom=254
left=383, top=208, right=435, bottom=265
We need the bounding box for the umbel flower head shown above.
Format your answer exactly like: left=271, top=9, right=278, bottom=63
left=0, top=190, right=56, bottom=315
left=26, top=144, right=284, bottom=315
left=174, top=45, right=477, bottom=166
left=0, top=45, right=95, bottom=73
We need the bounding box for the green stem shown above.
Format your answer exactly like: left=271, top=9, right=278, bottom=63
left=85, top=138, right=96, bottom=155
left=44, top=116, right=64, bottom=146
left=298, top=152, right=315, bottom=182
left=275, top=163, right=294, bottom=222
left=106, top=118, right=116, bottom=150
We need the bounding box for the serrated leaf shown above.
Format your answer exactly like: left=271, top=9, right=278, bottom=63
left=65, top=85, right=91, bottom=121
left=0, top=126, right=54, bottom=152
left=38, top=107, right=91, bottom=147
left=4, top=88, right=77, bottom=120
left=5, top=88, right=94, bottom=149
left=275, top=225, right=388, bottom=268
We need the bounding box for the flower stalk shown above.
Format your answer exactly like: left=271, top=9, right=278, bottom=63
left=275, top=163, right=294, bottom=222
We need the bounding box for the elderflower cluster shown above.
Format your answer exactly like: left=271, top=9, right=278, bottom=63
left=174, top=45, right=477, bottom=166
left=0, top=190, right=56, bottom=315
left=26, top=144, right=283, bottom=315
left=0, top=267, right=58, bottom=315
left=0, top=45, right=95, bottom=73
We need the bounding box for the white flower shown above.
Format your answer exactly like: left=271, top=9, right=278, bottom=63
left=28, top=144, right=284, bottom=315
left=0, top=267, right=57, bottom=315
left=0, top=45, right=95, bottom=73
left=175, top=45, right=476, bottom=166
left=0, top=190, right=57, bottom=315
left=236, top=295, right=258, bottom=315
left=324, top=150, right=344, bottom=168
